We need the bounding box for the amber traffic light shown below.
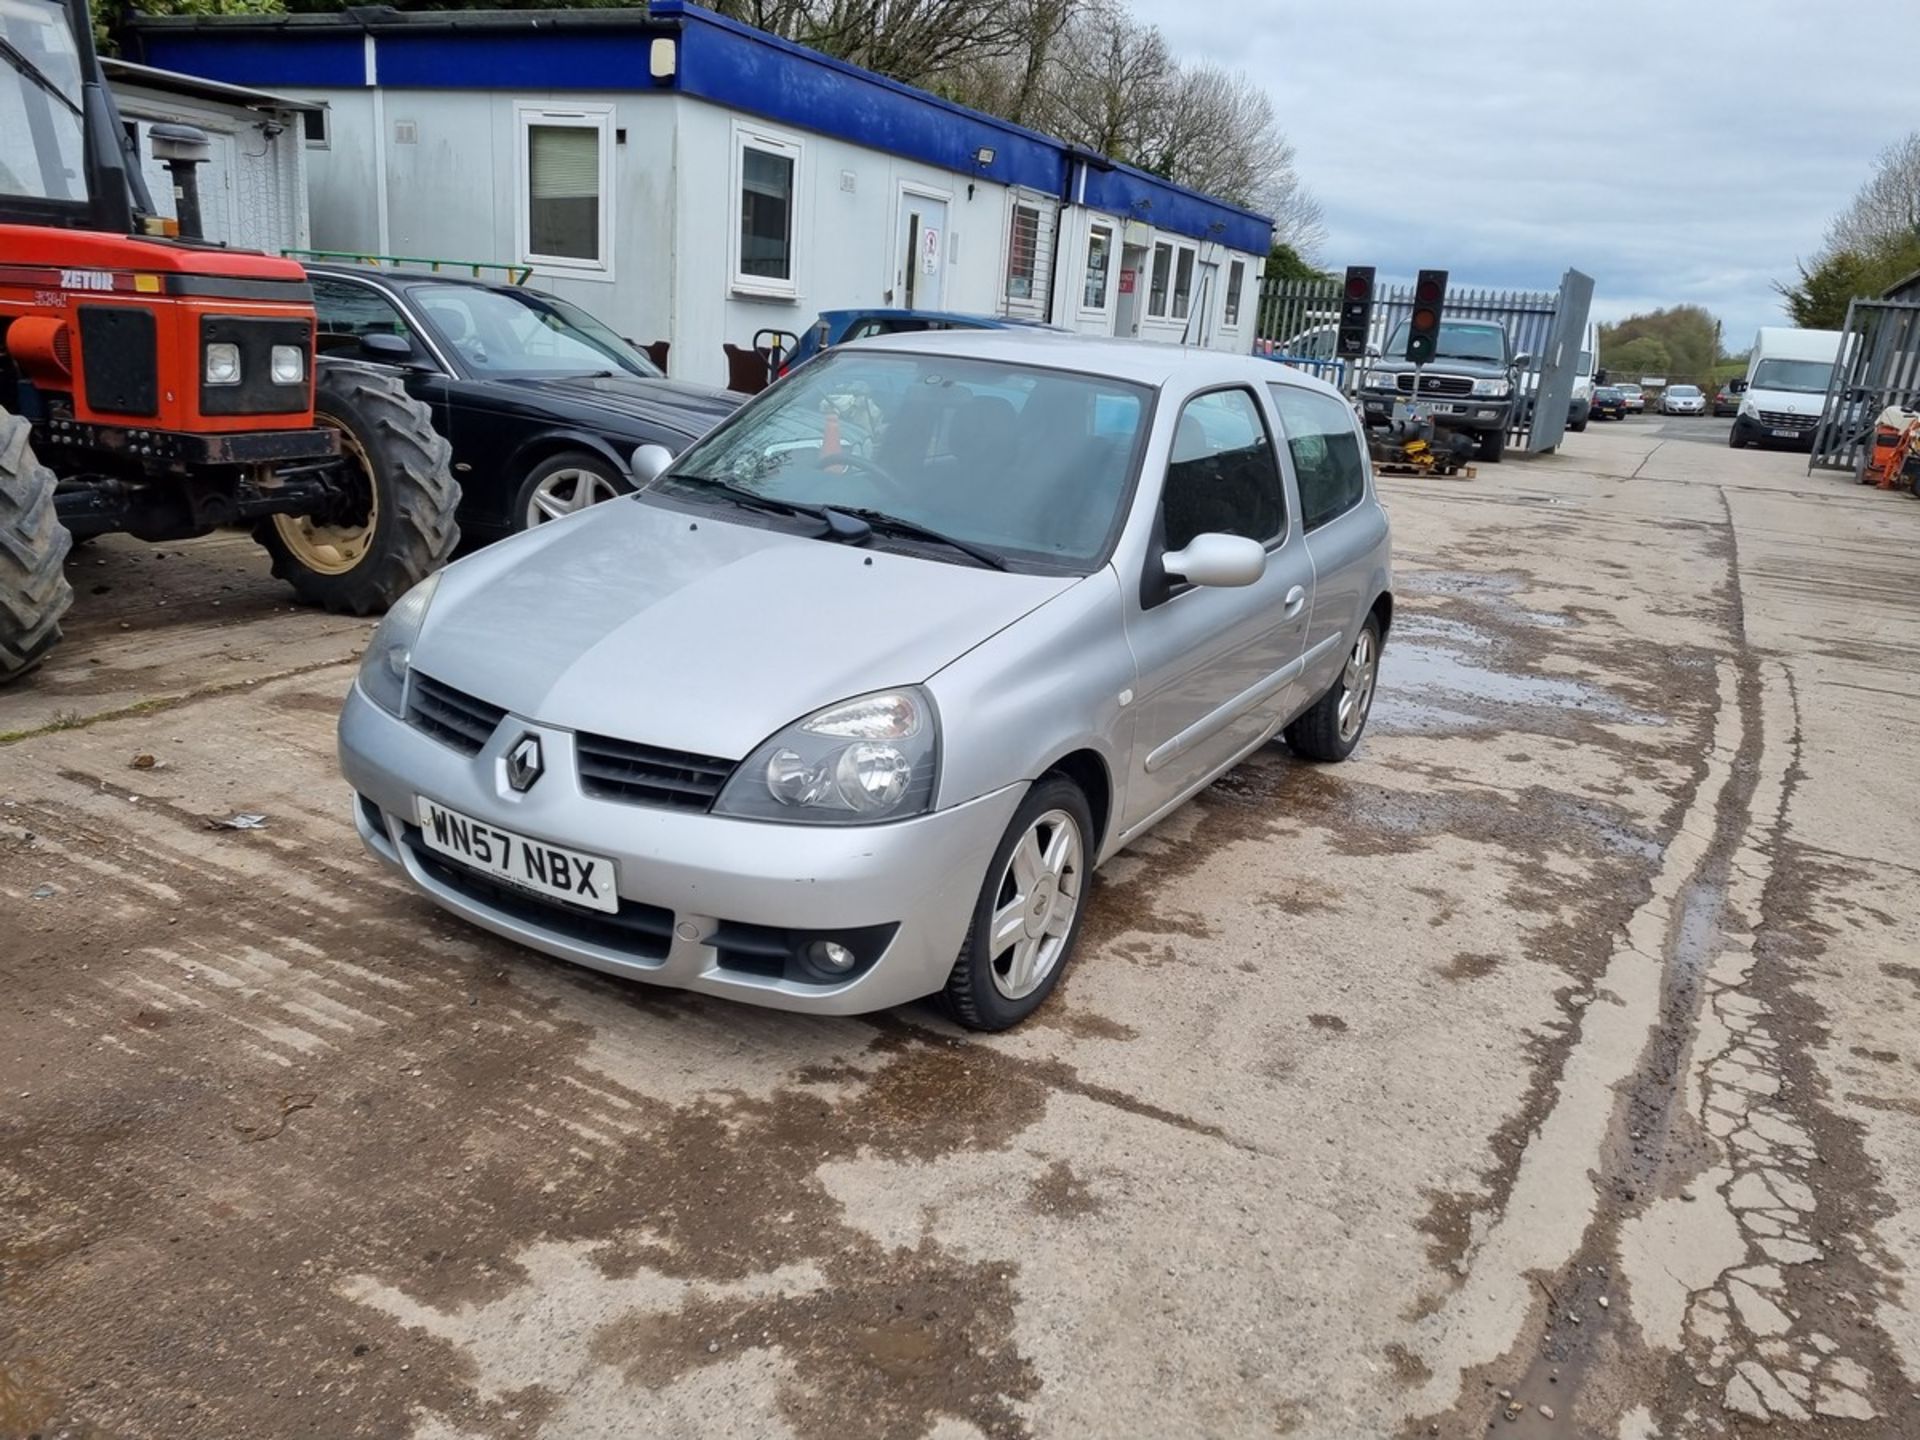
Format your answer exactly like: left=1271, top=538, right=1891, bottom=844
left=1337, top=266, right=1375, bottom=359
left=1406, top=269, right=1448, bottom=363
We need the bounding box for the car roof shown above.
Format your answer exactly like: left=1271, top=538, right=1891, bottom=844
left=304, top=261, right=512, bottom=293
left=846, top=327, right=1349, bottom=397
left=820, top=307, right=1055, bottom=330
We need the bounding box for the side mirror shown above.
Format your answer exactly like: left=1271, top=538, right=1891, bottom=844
left=1595, top=367, right=1610, bottom=385
left=1161, top=533, right=1267, bottom=589
left=1512, top=352, right=1533, bottom=370
left=359, top=332, right=415, bottom=363
left=629, top=443, right=673, bottom=487
left=1365, top=343, right=1381, bottom=358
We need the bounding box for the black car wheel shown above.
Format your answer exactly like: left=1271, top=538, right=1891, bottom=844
left=515, top=451, right=633, bottom=531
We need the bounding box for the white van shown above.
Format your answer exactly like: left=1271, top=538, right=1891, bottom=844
left=1730, top=327, right=1841, bottom=450
left=1570, top=320, right=1598, bottom=431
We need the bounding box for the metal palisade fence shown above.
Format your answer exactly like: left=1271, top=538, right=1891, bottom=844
left=1809, top=298, right=1920, bottom=475
left=1254, top=274, right=1577, bottom=453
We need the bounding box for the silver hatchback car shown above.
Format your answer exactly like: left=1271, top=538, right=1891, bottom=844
left=338, top=332, right=1392, bottom=1029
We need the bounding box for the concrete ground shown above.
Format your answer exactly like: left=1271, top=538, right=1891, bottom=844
left=2, top=421, right=1917, bottom=1440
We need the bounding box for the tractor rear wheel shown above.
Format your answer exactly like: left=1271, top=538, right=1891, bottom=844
left=256, top=365, right=458, bottom=614
left=0, top=408, right=74, bottom=685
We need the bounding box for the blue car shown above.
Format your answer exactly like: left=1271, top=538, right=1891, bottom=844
left=782, top=308, right=1056, bottom=374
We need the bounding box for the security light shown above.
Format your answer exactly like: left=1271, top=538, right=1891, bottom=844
left=973, top=146, right=996, bottom=168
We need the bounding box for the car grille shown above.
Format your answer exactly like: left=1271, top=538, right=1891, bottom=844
left=575, top=733, right=737, bottom=811
left=1757, top=410, right=1815, bottom=430
left=1395, top=373, right=1474, bottom=398
left=407, top=674, right=507, bottom=755
left=401, top=825, right=674, bottom=960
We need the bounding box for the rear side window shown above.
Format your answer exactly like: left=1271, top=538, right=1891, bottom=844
left=1269, top=384, right=1367, bottom=531
left=1161, top=388, right=1285, bottom=550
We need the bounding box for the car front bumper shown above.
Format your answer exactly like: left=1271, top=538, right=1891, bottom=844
left=338, top=682, right=1025, bottom=1015
left=1359, top=391, right=1512, bottom=432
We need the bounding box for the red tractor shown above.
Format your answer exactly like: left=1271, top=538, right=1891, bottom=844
left=0, top=0, right=458, bottom=682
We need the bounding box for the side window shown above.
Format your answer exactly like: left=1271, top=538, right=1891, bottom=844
left=1148, top=241, right=1173, bottom=318
left=1223, top=259, right=1245, bottom=327
left=1006, top=203, right=1041, bottom=300
left=1171, top=246, right=1196, bottom=320
left=1161, top=389, right=1284, bottom=552
left=1270, top=384, right=1368, bottom=531
left=735, top=127, right=801, bottom=296
left=519, top=107, right=611, bottom=272
left=309, top=277, right=412, bottom=357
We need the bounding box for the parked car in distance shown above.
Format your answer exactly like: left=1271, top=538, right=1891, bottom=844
left=307, top=265, right=746, bottom=542
left=782, top=307, right=1057, bottom=374
left=1713, top=380, right=1745, bottom=417
left=1591, top=386, right=1628, bottom=421
left=1662, top=384, right=1707, bottom=416
left=338, top=332, right=1393, bottom=1030
left=1613, top=382, right=1646, bottom=414
left=1360, top=317, right=1524, bottom=462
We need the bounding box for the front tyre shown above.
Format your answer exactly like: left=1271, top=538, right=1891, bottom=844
left=514, top=450, right=631, bottom=531
left=256, top=365, right=458, bottom=614
left=1285, top=612, right=1382, bottom=763
left=1476, top=427, right=1508, bottom=463
left=0, top=408, right=74, bottom=684
left=942, top=776, right=1094, bottom=1032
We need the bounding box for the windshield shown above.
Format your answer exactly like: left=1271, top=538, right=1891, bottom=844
left=409, top=283, right=663, bottom=378
left=1669, top=385, right=1701, bottom=398
left=0, top=0, right=87, bottom=205
left=1385, top=320, right=1508, bottom=364
left=659, top=349, right=1152, bottom=571
left=1749, top=357, right=1834, bottom=394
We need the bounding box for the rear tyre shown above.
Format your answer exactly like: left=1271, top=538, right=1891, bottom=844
left=513, top=450, right=631, bottom=532
left=0, top=408, right=74, bottom=685
left=941, top=776, right=1094, bottom=1032
left=1285, top=612, right=1382, bottom=763
left=255, top=365, right=459, bottom=614
left=1476, top=427, right=1508, bottom=463
left=1569, top=419, right=1588, bottom=432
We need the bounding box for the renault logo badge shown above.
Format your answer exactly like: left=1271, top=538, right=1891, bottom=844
left=505, top=734, right=544, bottom=793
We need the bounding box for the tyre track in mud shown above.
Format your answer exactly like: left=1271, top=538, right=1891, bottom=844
left=1400, top=487, right=1918, bottom=1437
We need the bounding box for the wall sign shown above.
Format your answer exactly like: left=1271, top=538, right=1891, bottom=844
left=1119, top=269, right=1137, bottom=295
left=921, top=225, right=940, bottom=274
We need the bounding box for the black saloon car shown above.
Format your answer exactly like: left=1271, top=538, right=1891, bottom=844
left=1591, top=386, right=1628, bottom=420
left=306, top=266, right=744, bottom=542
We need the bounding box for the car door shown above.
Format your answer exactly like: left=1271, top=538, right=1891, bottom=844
left=1268, top=380, right=1385, bottom=705
left=1120, top=385, right=1313, bottom=833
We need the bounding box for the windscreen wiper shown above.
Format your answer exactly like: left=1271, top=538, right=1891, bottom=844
left=666, top=473, right=826, bottom=519
left=826, top=507, right=1010, bottom=571
left=0, top=35, right=81, bottom=117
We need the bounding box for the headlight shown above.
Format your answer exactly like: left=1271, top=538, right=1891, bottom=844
left=204, top=343, right=241, bottom=386
left=1365, top=371, right=1402, bottom=391
left=357, top=571, right=442, bottom=716
left=270, top=345, right=306, bottom=385
left=714, top=687, right=939, bottom=825
left=1472, top=378, right=1511, bottom=397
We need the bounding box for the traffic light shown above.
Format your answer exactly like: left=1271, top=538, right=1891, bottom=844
left=1406, top=269, right=1448, bottom=363
left=1337, top=265, right=1375, bottom=359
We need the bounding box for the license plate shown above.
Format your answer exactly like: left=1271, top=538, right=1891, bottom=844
left=415, top=798, right=618, bottom=913
left=1772, top=428, right=1800, bottom=439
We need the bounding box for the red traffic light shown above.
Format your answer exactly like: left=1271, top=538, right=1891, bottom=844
left=1414, top=278, right=1442, bottom=304
left=1346, top=275, right=1370, bottom=300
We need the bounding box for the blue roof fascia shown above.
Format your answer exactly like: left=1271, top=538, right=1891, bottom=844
left=140, top=31, right=368, bottom=89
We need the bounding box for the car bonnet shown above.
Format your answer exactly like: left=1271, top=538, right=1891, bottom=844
left=407, top=497, right=1081, bottom=760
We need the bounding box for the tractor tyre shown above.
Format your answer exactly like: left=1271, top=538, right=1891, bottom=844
left=0, top=408, right=74, bottom=685
left=256, top=365, right=459, bottom=615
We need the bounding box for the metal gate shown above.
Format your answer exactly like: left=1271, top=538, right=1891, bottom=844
left=1809, top=298, right=1920, bottom=474
left=1254, top=269, right=1591, bottom=454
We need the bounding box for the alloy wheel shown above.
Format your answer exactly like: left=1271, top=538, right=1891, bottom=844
left=1337, top=627, right=1378, bottom=744
left=527, top=467, right=621, bottom=527
left=987, top=808, right=1084, bottom=1000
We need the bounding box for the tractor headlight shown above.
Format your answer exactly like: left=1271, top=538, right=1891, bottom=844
left=270, top=345, right=306, bottom=385
left=204, top=343, right=241, bottom=386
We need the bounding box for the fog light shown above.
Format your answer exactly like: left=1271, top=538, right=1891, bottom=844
left=807, top=940, right=856, bottom=973
left=204, top=342, right=240, bottom=385
left=270, top=344, right=305, bottom=385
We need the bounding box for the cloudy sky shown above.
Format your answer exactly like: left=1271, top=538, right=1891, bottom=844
left=1130, top=0, right=1920, bottom=346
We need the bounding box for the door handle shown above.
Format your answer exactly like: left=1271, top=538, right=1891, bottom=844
left=1283, top=585, right=1307, bottom=617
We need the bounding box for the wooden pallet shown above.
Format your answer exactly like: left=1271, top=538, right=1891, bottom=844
left=1374, top=462, right=1478, bottom=480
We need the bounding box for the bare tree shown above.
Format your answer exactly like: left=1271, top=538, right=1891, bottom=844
left=1824, top=132, right=1920, bottom=256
